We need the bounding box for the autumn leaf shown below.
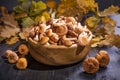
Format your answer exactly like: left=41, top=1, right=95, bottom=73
left=85, top=16, right=100, bottom=30
left=13, top=0, right=32, bottom=13
left=103, top=23, right=116, bottom=34
left=0, top=7, right=20, bottom=44
left=0, top=6, right=19, bottom=27
left=29, top=1, right=47, bottom=16
left=0, top=26, right=20, bottom=38
left=98, top=33, right=120, bottom=48
left=6, top=36, right=19, bottom=45
left=99, top=5, right=120, bottom=16
left=57, top=0, right=84, bottom=21
left=101, top=17, right=116, bottom=26
left=21, top=17, right=34, bottom=27
left=77, top=0, right=97, bottom=14
left=19, top=26, right=33, bottom=40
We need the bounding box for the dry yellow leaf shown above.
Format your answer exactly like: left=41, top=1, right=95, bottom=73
left=6, top=36, right=19, bottom=45
left=99, top=5, right=120, bottom=16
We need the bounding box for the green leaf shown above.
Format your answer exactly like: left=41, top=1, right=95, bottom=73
left=29, top=1, right=47, bottom=16
left=14, top=0, right=32, bottom=13
left=21, top=17, right=34, bottom=27
left=85, top=16, right=100, bottom=30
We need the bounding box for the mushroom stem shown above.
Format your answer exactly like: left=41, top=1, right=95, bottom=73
left=33, top=34, right=39, bottom=42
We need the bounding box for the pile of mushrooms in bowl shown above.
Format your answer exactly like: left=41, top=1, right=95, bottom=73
left=27, top=16, right=92, bottom=66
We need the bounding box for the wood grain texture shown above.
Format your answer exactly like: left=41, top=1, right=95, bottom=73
left=0, top=42, right=120, bottom=80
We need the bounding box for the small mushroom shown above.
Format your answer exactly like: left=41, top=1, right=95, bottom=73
left=29, top=28, right=35, bottom=38
left=46, top=29, right=53, bottom=37
left=95, top=50, right=110, bottom=67
left=66, top=22, right=74, bottom=30
left=34, top=26, right=39, bottom=34
left=5, top=50, right=13, bottom=58
left=61, top=36, right=74, bottom=47
left=18, top=44, right=29, bottom=55
left=16, top=57, right=28, bottom=70
left=83, top=57, right=99, bottom=74
left=50, top=33, right=59, bottom=43
left=52, top=25, right=68, bottom=36
left=28, top=37, right=38, bottom=44
left=33, top=34, right=39, bottom=42
left=8, top=52, right=19, bottom=64
left=67, top=30, right=78, bottom=37
left=66, top=17, right=77, bottom=25
left=74, top=23, right=83, bottom=35
left=78, top=29, right=92, bottom=46
left=46, top=18, right=54, bottom=25
left=40, top=36, right=49, bottom=45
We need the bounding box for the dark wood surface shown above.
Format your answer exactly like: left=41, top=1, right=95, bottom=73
left=0, top=14, right=120, bottom=80
left=0, top=36, right=120, bottom=80
left=0, top=0, right=120, bottom=80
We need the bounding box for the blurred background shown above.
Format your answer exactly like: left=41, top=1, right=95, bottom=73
left=0, top=0, right=120, bottom=12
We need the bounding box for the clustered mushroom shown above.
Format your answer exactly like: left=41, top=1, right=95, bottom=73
left=28, top=16, right=92, bottom=47
left=4, top=44, right=29, bottom=70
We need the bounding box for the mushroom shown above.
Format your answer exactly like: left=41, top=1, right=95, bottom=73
left=50, top=33, right=59, bottom=43
left=46, top=29, right=53, bottom=37
left=67, top=30, right=78, bottom=38
left=8, top=52, right=19, bottom=64
left=46, top=18, right=54, bottom=25
left=16, top=57, right=28, bottom=70
left=18, top=44, right=29, bottom=55
left=66, top=17, right=77, bottom=25
left=33, top=34, right=39, bottom=42
left=5, top=50, right=13, bottom=58
left=78, top=29, right=92, bottom=46
left=40, top=36, right=49, bottom=45
left=66, top=22, right=74, bottom=30
left=95, top=50, right=110, bottom=67
left=29, top=28, right=35, bottom=38
left=52, top=25, right=68, bottom=36
left=74, top=23, right=83, bottom=35
left=34, top=26, right=39, bottom=34
left=61, top=36, right=75, bottom=47
left=83, top=57, right=99, bottom=74
left=39, top=23, right=46, bottom=34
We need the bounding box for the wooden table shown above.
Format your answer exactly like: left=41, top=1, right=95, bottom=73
left=0, top=14, right=120, bottom=80
left=0, top=0, right=120, bottom=80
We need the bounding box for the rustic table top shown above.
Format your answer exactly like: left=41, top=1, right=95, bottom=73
left=0, top=14, right=120, bottom=80
left=0, top=0, right=120, bottom=80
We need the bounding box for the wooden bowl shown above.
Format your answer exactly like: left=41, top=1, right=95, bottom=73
left=27, top=38, right=90, bottom=66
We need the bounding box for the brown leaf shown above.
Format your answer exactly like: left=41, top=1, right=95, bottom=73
left=98, top=33, right=120, bottom=48
left=101, top=17, right=116, bottom=26
left=0, top=7, right=19, bottom=28
left=103, top=23, right=116, bottom=34
left=99, top=5, right=120, bottom=16
left=6, top=36, right=19, bottom=45
left=0, top=26, right=20, bottom=38
left=19, top=26, right=33, bottom=40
